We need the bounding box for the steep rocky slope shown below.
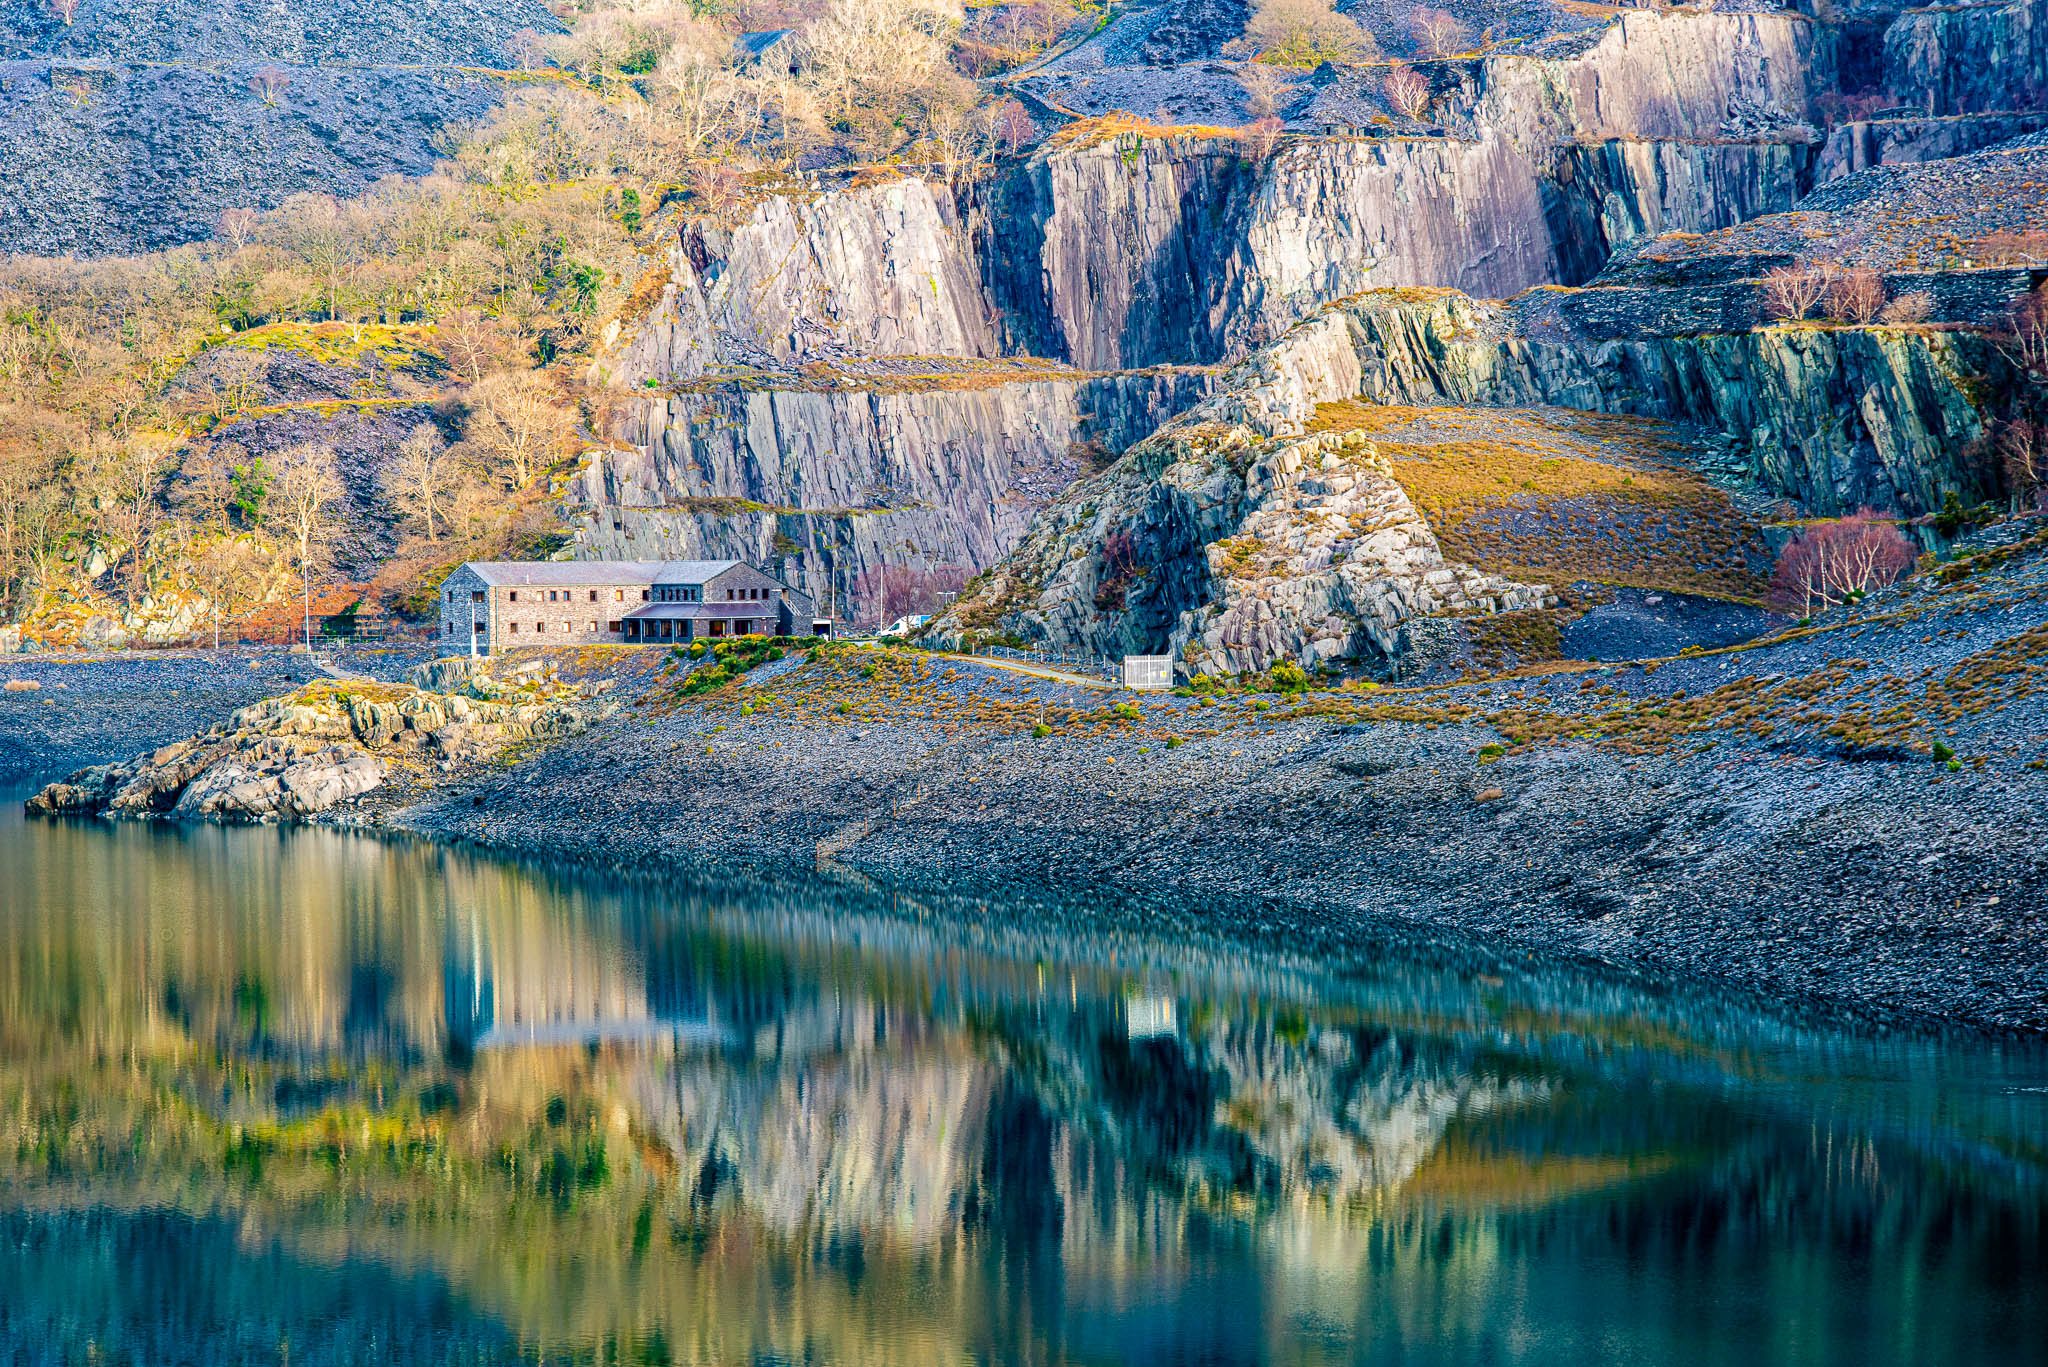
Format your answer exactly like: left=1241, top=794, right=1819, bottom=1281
left=561, top=2, right=2042, bottom=634
left=0, top=0, right=556, bottom=256
left=928, top=133, right=2044, bottom=671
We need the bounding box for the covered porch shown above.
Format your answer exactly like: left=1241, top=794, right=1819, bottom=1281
left=621, top=604, right=772, bottom=644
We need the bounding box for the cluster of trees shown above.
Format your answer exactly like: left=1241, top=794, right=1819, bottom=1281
left=1767, top=511, right=1916, bottom=617
left=1, top=0, right=1103, bottom=643
left=533, top=0, right=1075, bottom=176
left=1760, top=262, right=1931, bottom=326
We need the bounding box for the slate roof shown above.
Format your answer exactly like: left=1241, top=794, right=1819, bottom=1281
left=734, top=29, right=796, bottom=61
left=463, top=560, right=744, bottom=587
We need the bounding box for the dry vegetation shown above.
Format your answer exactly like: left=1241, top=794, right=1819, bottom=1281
left=1306, top=402, right=1772, bottom=602
left=0, top=0, right=1105, bottom=646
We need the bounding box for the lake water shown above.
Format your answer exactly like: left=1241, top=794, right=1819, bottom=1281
left=2, top=799, right=2045, bottom=1367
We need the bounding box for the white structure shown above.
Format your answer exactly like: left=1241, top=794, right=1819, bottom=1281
left=1122, top=655, right=1173, bottom=690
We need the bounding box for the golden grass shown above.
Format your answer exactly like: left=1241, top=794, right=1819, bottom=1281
left=1309, top=402, right=1770, bottom=602
left=213, top=320, right=441, bottom=370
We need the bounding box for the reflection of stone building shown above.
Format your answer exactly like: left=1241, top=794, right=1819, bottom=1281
left=440, top=899, right=721, bottom=1052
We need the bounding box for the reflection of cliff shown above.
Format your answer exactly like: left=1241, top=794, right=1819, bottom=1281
left=2, top=814, right=2046, bottom=1366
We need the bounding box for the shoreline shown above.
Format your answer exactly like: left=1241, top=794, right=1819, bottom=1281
left=12, top=618, right=2048, bottom=1037
left=384, top=691, right=2048, bottom=1037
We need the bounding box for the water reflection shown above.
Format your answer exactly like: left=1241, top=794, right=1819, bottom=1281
left=2, top=804, right=2045, bottom=1366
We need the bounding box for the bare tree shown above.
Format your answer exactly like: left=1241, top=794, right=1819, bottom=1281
left=1823, top=265, right=1886, bottom=324
left=1384, top=63, right=1432, bottom=120
left=648, top=43, right=746, bottom=162
left=2000, top=419, right=2046, bottom=512
left=176, top=444, right=240, bottom=532
left=1237, top=63, right=1291, bottom=120
left=190, top=534, right=271, bottom=650
left=268, top=193, right=356, bottom=321
left=218, top=207, right=261, bottom=252
left=1412, top=8, right=1471, bottom=56
left=248, top=66, right=292, bottom=107
left=49, top=0, right=81, bottom=25
left=985, top=97, right=1038, bottom=153
left=1245, top=0, right=1372, bottom=67
left=382, top=424, right=458, bottom=542
left=1767, top=511, right=1915, bottom=616
left=271, top=444, right=345, bottom=651
left=463, top=371, right=572, bottom=489
left=799, top=0, right=966, bottom=120
left=1761, top=262, right=1837, bottom=322
left=436, top=309, right=508, bottom=386
left=2006, top=284, right=2048, bottom=377
left=207, top=347, right=268, bottom=422
left=86, top=434, right=178, bottom=606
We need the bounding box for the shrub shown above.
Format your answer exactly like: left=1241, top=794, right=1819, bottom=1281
left=1767, top=510, right=1915, bottom=615
left=1823, top=266, right=1885, bottom=324
left=1269, top=660, right=1310, bottom=692
left=1878, top=290, right=1934, bottom=325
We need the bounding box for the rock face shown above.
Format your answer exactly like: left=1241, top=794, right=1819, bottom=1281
left=578, top=5, right=2033, bottom=646
left=582, top=11, right=1838, bottom=621
left=0, top=0, right=557, bottom=255
left=1818, top=112, right=2048, bottom=180
left=571, top=364, right=1214, bottom=618
left=925, top=314, right=1548, bottom=674
left=1338, top=290, right=2004, bottom=519
left=1883, top=0, right=2048, bottom=116
left=25, top=662, right=601, bottom=823
left=983, top=11, right=1826, bottom=367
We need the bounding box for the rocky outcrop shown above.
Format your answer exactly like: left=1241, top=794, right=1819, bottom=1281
left=925, top=315, right=1547, bottom=673
left=1818, top=112, right=2048, bottom=180
left=983, top=12, right=1826, bottom=368
left=621, top=181, right=1003, bottom=378
left=1337, top=290, right=2005, bottom=517
left=1883, top=0, right=2048, bottom=116
left=25, top=661, right=602, bottom=823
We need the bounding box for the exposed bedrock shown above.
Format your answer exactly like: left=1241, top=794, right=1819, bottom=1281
left=924, top=313, right=1550, bottom=673
left=621, top=182, right=1003, bottom=377
left=926, top=271, right=2017, bottom=672
left=986, top=12, right=1827, bottom=367
left=569, top=367, right=1216, bottom=619
left=1883, top=0, right=2048, bottom=116
left=624, top=11, right=1829, bottom=380
left=1334, top=292, right=2006, bottom=518
left=1818, top=112, right=2048, bottom=179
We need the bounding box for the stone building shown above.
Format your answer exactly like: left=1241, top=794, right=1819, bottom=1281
left=437, top=560, right=828, bottom=653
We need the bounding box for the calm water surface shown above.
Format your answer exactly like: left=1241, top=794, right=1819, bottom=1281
left=1, top=799, right=2045, bottom=1366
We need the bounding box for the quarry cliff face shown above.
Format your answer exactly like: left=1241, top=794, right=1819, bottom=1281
left=580, top=5, right=2039, bottom=645
left=579, top=10, right=1859, bottom=621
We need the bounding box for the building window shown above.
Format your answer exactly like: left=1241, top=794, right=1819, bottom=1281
left=587, top=622, right=597, bottom=632
left=509, top=591, right=519, bottom=602
left=472, top=591, right=484, bottom=603
left=608, top=620, right=621, bottom=632
left=588, top=590, right=598, bottom=603
left=509, top=622, right=519, bottom=633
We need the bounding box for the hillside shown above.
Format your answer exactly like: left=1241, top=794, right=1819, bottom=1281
left=0, top=0, right=2041, bottom=657
left=0, top=0, right=558, bottom=256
